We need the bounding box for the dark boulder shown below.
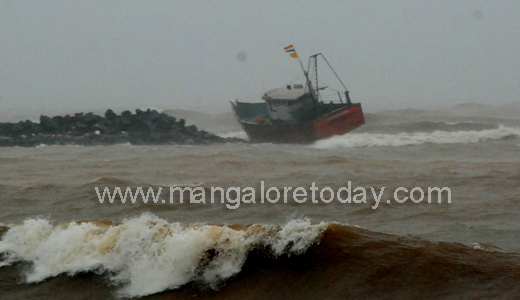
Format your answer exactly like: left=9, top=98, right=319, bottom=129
left=40, top=115, right=58, bottom=132
left=120, top=111, right=132, bottom=129
left=184, top=125, right=198, bottom=135
left=72, top=122, right=89, bottom=136
left=121, top=110, right=132, bottom=118
left=105, top=109, right=117, bottom=121
left=147, top=109, right=161, bottom=121
left=83, top=112, right=96, bottom=124
left=52, top=116, right=65, bottom=129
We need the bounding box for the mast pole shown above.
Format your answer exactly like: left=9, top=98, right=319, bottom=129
left=284, top=45, right=316, bottom=102
left=320, top=55, right=352, bottom=104
left=284, top=45, right=318, bottom=103
left=296, top=56, right=313, bottom=96
left=298, top=55, right=317, bottom=103
left=315, top=55, right=319, bottom=101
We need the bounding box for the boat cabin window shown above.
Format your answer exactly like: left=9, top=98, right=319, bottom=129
left=263, top=91, right=316, bottom=122
left=268, top=100, right=290, bottom=110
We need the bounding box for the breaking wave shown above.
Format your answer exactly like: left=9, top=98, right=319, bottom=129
left=0, top=213, right=325, bottom=298
left=314, top=125, right=520, bottom=149
left=3, top=217, right=520, bottom=299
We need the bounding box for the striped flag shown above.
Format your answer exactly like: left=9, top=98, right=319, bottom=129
left=284, top=45, right=298, bottom=58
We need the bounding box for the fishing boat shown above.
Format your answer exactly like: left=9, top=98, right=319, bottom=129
left=230, top=45, right=365, bottom=143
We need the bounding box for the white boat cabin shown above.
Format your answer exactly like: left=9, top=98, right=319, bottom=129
left=261, top=84, right=317, bottom=123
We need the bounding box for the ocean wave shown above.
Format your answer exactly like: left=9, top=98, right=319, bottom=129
left=314, top=125, right=520, bottom=149
left=3, top=220, right=520, bottom=298
left=87, top=176, right=137, bottom=186
left=358, top=120, right=496, bottom=135
left=219, top=130, right=249, bottom=140
left=0, top=214, right=325, bottom=297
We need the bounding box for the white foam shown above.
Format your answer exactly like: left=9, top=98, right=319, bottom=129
left=471, top=242, right=502, bottom=252
left=444, top=121, right=477, bottom=126
left=313, top=125, right=520, bottom=149
left=0, top=213, right=325, bottom=297
left=219, top=130, right=248, bottom=140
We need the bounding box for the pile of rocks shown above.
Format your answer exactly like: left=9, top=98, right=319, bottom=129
left=0, top=109, right=244, bottom=147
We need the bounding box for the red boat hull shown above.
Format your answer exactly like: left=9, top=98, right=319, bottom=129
left=236, top=103, right=364, bottom=143
left=314, top=104, right=364, bottom=140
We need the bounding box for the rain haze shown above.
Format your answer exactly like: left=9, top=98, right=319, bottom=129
left=3, top=2, right=520, bottom=299
left=1, top=0, right=519, bottom=121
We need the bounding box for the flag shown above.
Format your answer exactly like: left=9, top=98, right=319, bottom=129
left=284, top=45, right=298, bottom=58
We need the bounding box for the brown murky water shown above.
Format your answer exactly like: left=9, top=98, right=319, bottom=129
left=1, top=105, right=520, bottom=299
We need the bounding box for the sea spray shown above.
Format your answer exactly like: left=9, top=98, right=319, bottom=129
left=0, top=213, right=326, bottom=297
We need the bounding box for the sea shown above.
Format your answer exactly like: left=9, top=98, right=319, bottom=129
left=1, top=103, right=520, bottom=299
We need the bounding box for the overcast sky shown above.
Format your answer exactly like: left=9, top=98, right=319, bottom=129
left=1, top=1, right=519, bottom=120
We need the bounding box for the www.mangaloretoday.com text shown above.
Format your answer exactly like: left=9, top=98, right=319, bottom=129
left=95, top=181, right=451, bottom=209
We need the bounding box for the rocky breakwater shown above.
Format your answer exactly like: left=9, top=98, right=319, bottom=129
left=0, top=109, right=244, bottom=147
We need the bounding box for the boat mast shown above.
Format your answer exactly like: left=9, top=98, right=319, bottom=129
left=297, top=56, right=316, bottom=102
left=309, top=54, right=321, bottom=102
left=308, top=53, right=352, bottom=105
left=315, top=55, right=319, bottom=101
left=285, top=45, right=316, bottom=102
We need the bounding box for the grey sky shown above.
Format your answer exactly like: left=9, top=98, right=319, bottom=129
left=1, top=1, right=519, bottom=120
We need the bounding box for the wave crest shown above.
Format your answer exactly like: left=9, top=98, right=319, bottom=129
left=314, top=125, right=520, bottom=149
left=0, top=214, right=325, bottom=297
